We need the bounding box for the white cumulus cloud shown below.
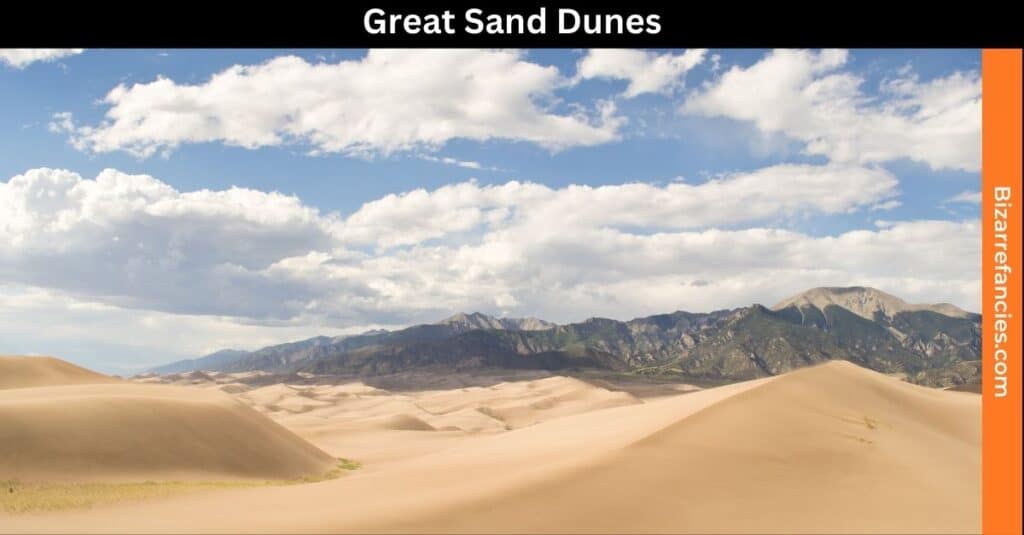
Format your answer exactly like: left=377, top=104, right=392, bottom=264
left=576, top=48, right=707, bottom=97
left=0, top=48, right=84, bottom=69
left=52, top=50, right=624, bottom=158
left=945, top=190, right=982, bottom=204
left=0, top=168, right=348, bottom=319
left=682, top=49, right=981, bottom=171
left=337, top=163, right=899, bottom=248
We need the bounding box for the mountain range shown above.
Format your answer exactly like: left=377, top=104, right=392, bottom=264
left=148, top=287, right=981, bottom=389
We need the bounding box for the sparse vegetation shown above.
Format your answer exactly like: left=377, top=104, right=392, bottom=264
left=840, top=433, right=874, bottom=445
left=336, top=458, right=362, bottom=471
left=291, top=458, right=362, bottom=483
left=0, top=458, right=361, bottom=514
left=838, top=414, right=881, bottom=431
left=0, top=479, right=259, bottom=514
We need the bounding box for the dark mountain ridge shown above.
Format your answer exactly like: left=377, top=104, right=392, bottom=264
left=148, top=288, right=981, bottom=388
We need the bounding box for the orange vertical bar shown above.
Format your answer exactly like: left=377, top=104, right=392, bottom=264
left=983, top=48, right=1023, bottom=535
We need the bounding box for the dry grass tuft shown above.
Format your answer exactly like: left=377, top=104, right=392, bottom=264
left=1, top=459, right=361, bottom=514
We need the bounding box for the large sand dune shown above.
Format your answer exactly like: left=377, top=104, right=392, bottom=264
left=378, top=360, right=980, bottom=534
left=2, top=361, right=979, bottom=533
left=0, top=358, right=335, bottom=483
left=0, top=355, right=118, bottom=390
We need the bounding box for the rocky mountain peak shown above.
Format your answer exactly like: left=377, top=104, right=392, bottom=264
left=772, top=286, right=971, bottom=320
left=440, top=311, right=491, bottom=324
left=439, top=312, right=555, bottom=331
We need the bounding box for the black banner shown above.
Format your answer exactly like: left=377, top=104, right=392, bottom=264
left=3, top=2, right=1022, bottom=48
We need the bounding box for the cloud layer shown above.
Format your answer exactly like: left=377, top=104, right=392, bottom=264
left=337, top=163, right=899, bottom=248
left=49, top=48, right=980, bottom=173
left=1, top=167, right=975, bottom=334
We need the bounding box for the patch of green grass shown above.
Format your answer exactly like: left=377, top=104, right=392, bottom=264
left=1, top=458, right=361, bottom=514
left=336, top=458, right=362, bottom=471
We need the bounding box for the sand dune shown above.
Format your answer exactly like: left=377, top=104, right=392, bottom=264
left=378, top=361, right=980, bottom=534
left=357, top=413, right=437, bottom=431
left=0, top=355, right=118, bottom=390
left=0, top=366, right=335, bottom=482
left=211, top=374, right=643, bottom=465
left=2, top=361, right=978, bottom=534
left=233, top=375, right=639, bottom=431
left=412, top=376, right=640, bottom=429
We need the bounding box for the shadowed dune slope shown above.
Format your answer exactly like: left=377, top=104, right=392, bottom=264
left=0, top=382, right=336, bottom=482
left=0, top=356, right=118, bottom=390
left=380, top=361, right=980, bottom=534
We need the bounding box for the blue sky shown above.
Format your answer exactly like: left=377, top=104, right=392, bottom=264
left=0, top=48, right=982, bottom=372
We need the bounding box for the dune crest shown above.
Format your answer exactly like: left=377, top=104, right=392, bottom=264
left=0, top=355, right=119, bottom=390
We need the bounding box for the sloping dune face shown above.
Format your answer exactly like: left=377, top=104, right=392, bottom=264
left=383, top=361, right=980, bottom=534
left=0, top=358, right=335, bottom=482
left=0, top=355, right=118, bottom=390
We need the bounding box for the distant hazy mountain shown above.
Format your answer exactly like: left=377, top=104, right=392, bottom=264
left=147, top=288, right=980, bottom=388
left=148, top=314, right=556, bottom=375
left=147, top=349, right=249, bottom=375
